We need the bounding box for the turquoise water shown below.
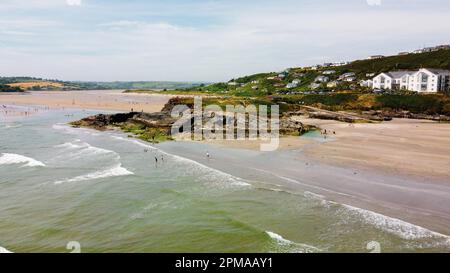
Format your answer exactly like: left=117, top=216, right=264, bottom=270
left=1, top=108, right=449, bottom=253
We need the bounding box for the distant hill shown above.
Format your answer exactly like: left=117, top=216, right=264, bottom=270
left=0, top=84, right=23, bottom=92
left=0, top=76, right=206, bottom=91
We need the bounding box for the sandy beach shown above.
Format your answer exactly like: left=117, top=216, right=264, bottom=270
left=2, top=90, right=450, bottom=234
left=0, top=90, right=172, bottom=113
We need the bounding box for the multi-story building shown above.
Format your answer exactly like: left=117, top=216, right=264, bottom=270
left=372, top=69, right=450, bottom=93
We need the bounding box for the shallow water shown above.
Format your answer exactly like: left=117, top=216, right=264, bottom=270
left=1, top=108, right=449, bottom=253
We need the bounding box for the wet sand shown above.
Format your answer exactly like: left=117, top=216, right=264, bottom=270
left=292, top=117, right=450, bottom=181
left=157, top=140, right=450, bottom=235
left=0, top=90, right=172, bottom=113
left=208, top=117, right=450, bottom=182
left=2, top=91, right=450, bottom=235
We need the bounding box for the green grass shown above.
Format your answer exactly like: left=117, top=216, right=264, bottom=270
left=120, top=123, right=172, bottom=143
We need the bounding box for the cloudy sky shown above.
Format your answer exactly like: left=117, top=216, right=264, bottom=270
left=0, top=0, right=449, bottom=82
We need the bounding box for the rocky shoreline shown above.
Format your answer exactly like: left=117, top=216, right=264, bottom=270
left=70, top=98, right=316, bottom=143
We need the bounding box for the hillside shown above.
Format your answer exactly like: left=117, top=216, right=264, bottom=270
left=7, top=81, right=64, bottom=90
left=0, top=84, right=23, bottom=92
left=188, top=49, right=450, bottom=96
left=343, top=49, right=450, bottom=77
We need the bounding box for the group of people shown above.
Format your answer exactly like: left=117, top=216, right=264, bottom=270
left=145, top=149, right=212, bottom=167
left=320, top=129, right=336, bottom=139
left=1, top=105, right=49, bottom=118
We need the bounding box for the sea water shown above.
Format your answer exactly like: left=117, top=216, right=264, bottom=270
left=0, top=107, right=449, bottom=253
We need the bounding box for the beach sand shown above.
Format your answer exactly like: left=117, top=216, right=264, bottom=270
left=2, top=90, right=450, bottom=233
left=293, top=116, right=450, bottom=181
left=207, top=117, right=450, bottom=182
left=0, top=90, right=172, bottom=113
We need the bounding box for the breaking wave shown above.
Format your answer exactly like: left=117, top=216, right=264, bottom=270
left=0, top=153, right=45, bottom=167
left=54, top=140, right=115, bottom=159
left=0, top=246, right=12, bottom=253
left=301, top=190, right=450, bottom=243
left=342, top=204, right=450, bottom=241
left=266, top=231, right=321, bottom=253
left=54, top=164, right=134, bottom=185
left=111, top=135, right=252, bottom=188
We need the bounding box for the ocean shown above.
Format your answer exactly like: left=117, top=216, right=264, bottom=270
left=1, top=106, right=449, bottom=253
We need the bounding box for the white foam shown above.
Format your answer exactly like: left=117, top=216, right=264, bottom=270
left=0, top=246, right=12, bottom=253
left=342, top=204, right=450, bottom=241
left=111, top=135, right=252, bottom=188
left=54, top=164, right=134, bottom=185
left=300, top=190, right=450, bottom=242
left=0, top=153, right=45, bottom=167
left=54, top=140, right=115, bottom=158
left=266, top=231, right=321, bottom=253
left=52, top=124, right=100, bottom=136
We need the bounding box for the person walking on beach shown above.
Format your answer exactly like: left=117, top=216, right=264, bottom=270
left=154, top=156, right=158, bottom=167
left=206, top=151, right=211, bottom=161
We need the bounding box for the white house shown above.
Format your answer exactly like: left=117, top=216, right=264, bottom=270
left=360, top=79, right=373, bottom=88
left=322, top=70, right=336, bottom=75
left=327, top=81, right=339, bottom=88
left=338, top=72, right=356, bottom=81
left=408, top=69, right=450, bottom=93
left=372, top=69, right=450, bottom=93
left=315, top=76, right=329, bottom=83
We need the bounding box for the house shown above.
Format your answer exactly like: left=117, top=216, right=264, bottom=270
left=274, top=83, right=285, bottom=88
left=368, top=55, right=385, bottom=60
left=228, top=82, right=238, bottom=86
left=398, top=52, right=410, bottom=56
left=338, top=72, right=356, bottom=80
left=286, top=83, right=297, bottom=89
left=327, top=81, right=339, bottom=88
left=343, top=76, right=357, bottom=82
left=366, top=73, right=376, bottom=78
left=251, top=86, right=259, bottom=90
left=360, top=80, right=373, bottom=88
left=322, top=70, right=336, bottom=75
left=435, top=44, right=450, bottom=50
left=292, top=79, right=301, bottom=85
left=372, top=71, right=415, bottom=90
left=407, top=69, right=450, bottom=93
left=251, top=80, right=259, bottom=84
left=372, top=69, right=450, bottom=93
left=333, top=61, right=350, bottom=67
left=314, top=76, right=329, bottom=83
left=310, top=83, right=321, bottom=89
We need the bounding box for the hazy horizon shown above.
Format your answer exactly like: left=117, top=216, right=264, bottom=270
left=1, top=0, right=450, bottom=82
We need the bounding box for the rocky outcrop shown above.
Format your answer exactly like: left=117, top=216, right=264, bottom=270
left=71, top=97, right=315, bottom=139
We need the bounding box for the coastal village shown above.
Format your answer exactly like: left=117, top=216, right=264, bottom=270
left=222, top=44, right=450, bottom=95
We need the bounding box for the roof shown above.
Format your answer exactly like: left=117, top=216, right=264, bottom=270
left=421, top=68, right=450, bottom=75
left=385, top=71, right=415, bottom=79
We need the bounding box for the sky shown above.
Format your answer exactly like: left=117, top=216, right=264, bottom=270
left=1, top=0, right=450, bottom=82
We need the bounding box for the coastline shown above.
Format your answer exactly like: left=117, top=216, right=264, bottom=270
left=0, top=90, right=173, bottom=113
left=2, top=91, right=450, bottom=236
